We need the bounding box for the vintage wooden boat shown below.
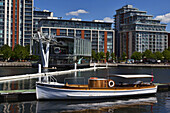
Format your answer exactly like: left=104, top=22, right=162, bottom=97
left=36, top=74, right=158, bottom=100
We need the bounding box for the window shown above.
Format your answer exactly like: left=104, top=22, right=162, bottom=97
left=0, top=2, right=3, bottom=6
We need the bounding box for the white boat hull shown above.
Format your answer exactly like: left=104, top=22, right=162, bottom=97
left=36, top=84, right=158, bottom=100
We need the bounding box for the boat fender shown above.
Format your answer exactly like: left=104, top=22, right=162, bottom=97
left=108, top=80, right=115, bottom=87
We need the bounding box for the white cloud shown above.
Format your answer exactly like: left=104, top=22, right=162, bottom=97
left=155, top=13, right=170, bottom=23
left=103, top=17, right=114, bottom=23
left=66, top=9, right=88, bottom=16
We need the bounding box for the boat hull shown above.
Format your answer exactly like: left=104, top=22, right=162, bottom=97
left=36, top=84, right=158, bottom=100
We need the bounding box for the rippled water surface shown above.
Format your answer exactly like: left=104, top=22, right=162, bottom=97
left=0, top=67, right=170, bottom=113
left=0, top=91, right=169, bottom=113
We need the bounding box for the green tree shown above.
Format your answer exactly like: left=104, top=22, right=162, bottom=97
left=106, top=51, right=110, bottom=62
left=143, top=49, right=155, bottom=59
left=95, top=52, right=100, bottom=63
left=13, top=45, right=29, bottom=61
left=154, top=51, right=163, bottom=60
left=121, top=52, right=127, bottom=61
left=0, top=45, right=12, bottom=61
left=162, top=50, right=170, bottom=61
left=99, top=51, right=105, bottom=62
left=31, top=55, right=39, bottom=61
left=131, top=51, right=142, bottom=60
left=111, top=52, right=115, bottom=62
left=25, top=45, right=30, bottom=54
left=167, top=46, right=170, bottom=51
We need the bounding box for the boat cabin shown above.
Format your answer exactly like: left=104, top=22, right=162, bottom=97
left=87, top=74, right=154, bottom=88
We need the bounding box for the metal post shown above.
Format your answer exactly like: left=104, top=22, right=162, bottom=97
left=47, top=75, right=49, bottom=83
left=38, top=64, right=41, bottom=82
left=106, top=62, right=108, bottom=68
left=75, top=63, right=77, bottom=70
left=38, top=64, right=41, bottom=73
left=94, top=63, right=96, bottom=71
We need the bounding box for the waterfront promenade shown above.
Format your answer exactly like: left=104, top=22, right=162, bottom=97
left=0, top=66, right=107, bottom=82
left=0, top=62, right=32, bottom=67
left=0, top=61, right=170, bottom=68
left=90, top=63, right=170, bottom=67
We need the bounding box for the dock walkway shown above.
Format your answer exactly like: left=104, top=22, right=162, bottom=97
left=90, top=63, right=170, bottom=67
left=0, top=67, right=107, bottom=82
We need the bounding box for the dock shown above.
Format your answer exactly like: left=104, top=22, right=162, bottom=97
left=90, top=63, right=170, bottom=67
left=0, top=89, right=36, bottom=102
left=0, top=62, right=32, bottom=67
left=0, top=67, right=107, bottom=82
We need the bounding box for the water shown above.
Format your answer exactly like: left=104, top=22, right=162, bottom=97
left=0, top=67, right=170, bottom=113
left=0, top=92, right=169, bottom=113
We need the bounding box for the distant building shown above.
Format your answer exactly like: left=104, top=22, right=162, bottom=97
left=0, top=0, right=33, bottom=49
left=37, top=18, right=115, bottom=54
left=168, top=33, right=170, bottom=47
left=32, top=35, right=91, bottom=65
left=115, top=5, right=168, bottom=58
left=33, top=10, right=54, bottom=33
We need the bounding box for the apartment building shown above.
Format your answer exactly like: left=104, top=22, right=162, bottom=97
left=115, top=5, right=168, bottom=58
left=38, top=18, right=115, bottom=53
left=0, top=0, right=33, bottom=49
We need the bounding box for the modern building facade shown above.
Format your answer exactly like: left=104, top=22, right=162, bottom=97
left=33, top=10, right=54, bottom=33
left=37, top=18, right=115, bottom=54
left=168, top=33, right=170, bottom=47
left=0, top=0, right=33, bottom=49
left=32, top=35, right=91, bottom=65
left=115, top=5, right=168, bottom=58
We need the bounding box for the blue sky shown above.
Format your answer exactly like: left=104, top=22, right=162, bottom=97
left=34, top=0, right=170, bottom=32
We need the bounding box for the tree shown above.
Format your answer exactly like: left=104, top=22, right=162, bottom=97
left=25, top=45, right=30, bottom=54
left=131, top=51, right=142, bottom=60
left=0, top=45, right=12, bottom=61
left=106, top=51, right=110, bottom=62
left=162, top=50, right=170, bottom=61
left=95, top=52, right=100, bottom=63
left=13, top=45, right=29, bottom=61
left=31, top=55, right=39, bottom=61
left=99, top=51, right=105, bottom=62
left=167, top=46, right=170, bottom=51
left=111, top=52, right=115, bottom=62
left=121, top=52, right=127, bottom=61
left=143, top=49, right=155, bottom=59
left=154, top=51, right=163, bottom=60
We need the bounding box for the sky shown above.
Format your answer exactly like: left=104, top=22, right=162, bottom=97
left=34, top=0, right=170, bottom=32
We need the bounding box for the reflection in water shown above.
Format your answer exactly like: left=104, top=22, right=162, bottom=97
left=36, top=96, right=157, bottom=113
left=0, top=101, right=36, bottom=113
left=0, top=67, right=170, bottom=112
left=0, top=92, right=169, bottom=113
